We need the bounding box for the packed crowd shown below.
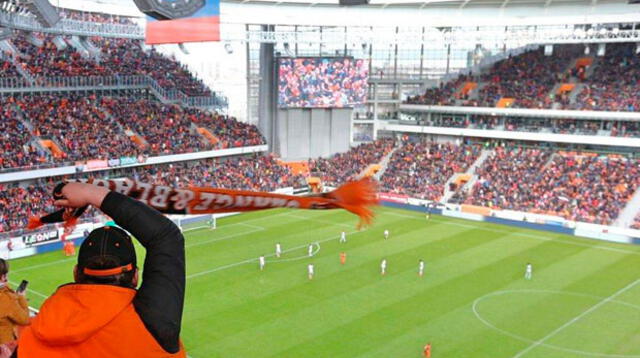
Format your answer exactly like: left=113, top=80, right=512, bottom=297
left=8, top=34, right=212, bottom=97
left=408, top=114, right=500, bottom=130
left=574, top=43, right=640, bottom=112
left=458, top=149, right=640, bottom=225
left=101, top=97, right=211, bottom=155
left=0, top=183, right=51, bottom=233
left=452, top=147, right=552, bottom=206
left=405, top=42, right=640, bottom=113
left=475, top=46, right=581, bottom=108
left=17, top=95, right=140, bottom=162
left=0, top=154, right=305, bottom=233
left=0, top=98, right=49, bottom=170
left=0, top=60, right=19, bottom=77
left=404, top=114, right=616, bottom=137
left=405, top=47, right=582, bottom=109
left=0, top=94, right=264, bottom=169
left=308, top=138, right=395, bottom=186
left=98, top=38, right=213, bottom=97
left=102, top=97, right=265, bottom=154
left=380, top=141, right=480, bottom=201
left=611, top=121, right=640, bottom=137
left=13, top=35, right=101, bottom=77
left=405, top=74, right=472, bottom=106
left=183, top=107, right=265, bottom=148
left=58, top=9, right=137, bottom=25
left=505, top=117, right=602, bottom=135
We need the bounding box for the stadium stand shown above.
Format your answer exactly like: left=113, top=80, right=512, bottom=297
left=0, top=94, right=264, bottom=170
left=0, top=183, right=50, bottom=233
left=6, top=32, right=212, bottom=97
left=380, top=141, right=481, bottom=201
left=97, top=38, right=213, bottom=97
left=405, top=74, right=472, bottom=106
left=573, top=43, right=640, bottom=112
left=101, top=97, right=212, bottom=155
left=308, top=138, right=395, bottom=186
left=0, top=97, right=49, bottom=170
left=457, top=148, right=640, bottom=225
left=612, top=121, right=640, bottom=137
left=17, top=95, right=141, bottom=162
left=405, top=46, right=583, bottom=108
left=12, top=34, right=102, bottom=77
left=0, top=60, right=20, bottom=77
left=58, top=8, right=137, bottom=25
left=405, top=42, right=640, bottom=113
left=475, top=46, right=582, bottom=108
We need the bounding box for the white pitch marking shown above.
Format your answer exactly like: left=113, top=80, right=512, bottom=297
left=186, top=240, right=325, bottom=279
left=12, top=257, right=77, bottom=274
left=512, top=279, right=640, bottom=357
left=473, top=289, right=640, bottom=358
left=9, top=280, right=49, bottom=300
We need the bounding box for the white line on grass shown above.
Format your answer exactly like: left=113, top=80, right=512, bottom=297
left=12, top=257, right=77, bottom=274
left=9, top=280, right=49, bottom=299
left=186, top=241, right=324, bottom=279
left=275, top=243, right=320, bottom=263
left=186, top=211, right=369, bottom=279
left=384, top=211, right=640, bottom=256
left=473, top=289, right=640, bottom=358
left=512, top=279, right=640, bottom=357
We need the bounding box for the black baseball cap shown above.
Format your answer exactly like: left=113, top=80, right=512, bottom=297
left=78, top=226, right=137, bottom=277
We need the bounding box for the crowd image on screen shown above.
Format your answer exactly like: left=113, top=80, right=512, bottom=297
left=278, top=57, right=368, bottom=108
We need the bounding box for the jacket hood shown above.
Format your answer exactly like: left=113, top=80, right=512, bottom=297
left=31, top=284, right=136, bottom=345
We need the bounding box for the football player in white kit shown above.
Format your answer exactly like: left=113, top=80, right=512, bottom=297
left=259, top=255, right=265, bottom=271
left=308, top=244, right=314, bottom=257
left=381, top=258, right=387, bottom=275
left=275, top=242, right=282, bottom=258
left=525, top=263, right=533, bottom=280
left=418, top=259, right=425, bottom=277
left=340, top=231, right=347, bottom=243
left=384, top=229, right=389, bottom=240
left=308, top=263, right=315, bottom=280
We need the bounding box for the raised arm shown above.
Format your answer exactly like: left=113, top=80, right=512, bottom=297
left=56, top=183, right=185, bottom=353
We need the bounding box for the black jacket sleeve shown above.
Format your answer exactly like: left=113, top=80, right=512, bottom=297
left=100, top=191, right=185, bottom=353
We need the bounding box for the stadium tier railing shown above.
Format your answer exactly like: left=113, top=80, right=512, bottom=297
left=379, top=121, right=640, bottom=148
left=0, top=144, right=269, bottom=181
left=0, top=12, right=144, bottom=39
left=400, top=104, right=640, bottom=121
left=0, top=74, right=226, bottom=109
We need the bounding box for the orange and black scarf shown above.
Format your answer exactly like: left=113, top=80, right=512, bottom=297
left=28, top=178, right=378, bottom=231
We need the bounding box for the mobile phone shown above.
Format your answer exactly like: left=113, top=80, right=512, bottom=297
left=16, top=280, right=28, bottom=294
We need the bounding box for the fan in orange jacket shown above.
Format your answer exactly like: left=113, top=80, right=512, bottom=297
left=16, top=182, right=186, bottom=358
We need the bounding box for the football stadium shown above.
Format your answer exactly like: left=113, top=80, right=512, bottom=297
left=0, top=0, right=639, bottom=356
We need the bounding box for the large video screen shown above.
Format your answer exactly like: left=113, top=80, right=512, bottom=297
left=278, top=57, right=368, bottom=108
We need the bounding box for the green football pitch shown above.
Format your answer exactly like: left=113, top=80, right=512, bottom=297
left=9, top=206, right=640, bottom=357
